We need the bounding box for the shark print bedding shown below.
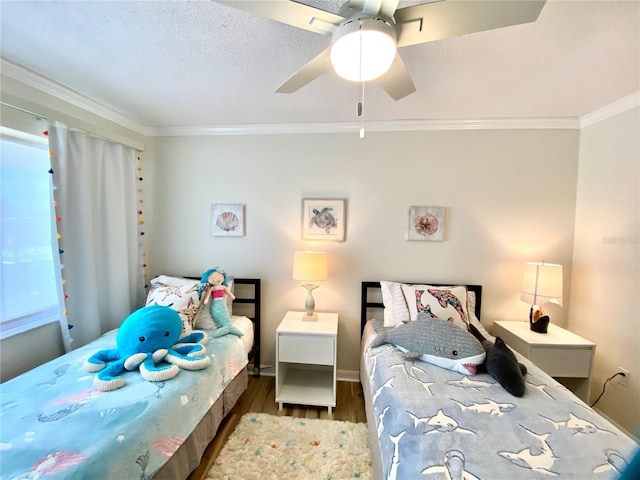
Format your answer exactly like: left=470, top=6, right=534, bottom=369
left=362, top=321, right=638, bottom=480
left=1, top=318, right=251, bottom=480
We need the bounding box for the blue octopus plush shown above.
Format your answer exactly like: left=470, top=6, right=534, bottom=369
left=84, top=305, right=210, bottom=391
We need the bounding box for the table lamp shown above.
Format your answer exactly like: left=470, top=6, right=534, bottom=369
left=293, top=251, right=327, bottom=321
left=520, top=261, right=563, bottom=333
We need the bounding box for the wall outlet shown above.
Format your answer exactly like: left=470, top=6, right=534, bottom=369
left=613, top=367, right=629, bottom=387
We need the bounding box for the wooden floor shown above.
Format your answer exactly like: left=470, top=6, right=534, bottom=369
left=188, top=375, right=367, bottom=480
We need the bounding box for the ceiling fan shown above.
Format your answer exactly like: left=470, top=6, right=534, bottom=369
left=215, top=0, right=546, bottom=101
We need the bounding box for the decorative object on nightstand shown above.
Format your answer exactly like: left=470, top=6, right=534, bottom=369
left=520, top=261, right=563, bottom=333
left=292, top=251, right=327, bottom=321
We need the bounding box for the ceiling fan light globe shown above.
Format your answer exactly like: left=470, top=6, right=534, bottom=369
left=330, top=17, right=396, bottom=82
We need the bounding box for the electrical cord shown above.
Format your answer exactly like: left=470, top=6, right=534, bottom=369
left=590, top=371, right=626, bottom=408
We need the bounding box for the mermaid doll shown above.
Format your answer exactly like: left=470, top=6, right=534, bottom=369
left=201, top=267, right=243, bottom=338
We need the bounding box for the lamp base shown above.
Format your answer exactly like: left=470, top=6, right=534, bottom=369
left=302, top=313, right=318, bottom=322
left=530, top=314, right=550, bottom=333
left=300, top=283, right=319, bottom=322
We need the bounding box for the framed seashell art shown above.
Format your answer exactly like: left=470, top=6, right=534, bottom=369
left=407, top=206, right=445, bottom=241
left=211, top=203, right=245, bottom=237
left=302, top=198, right=346, bottom=242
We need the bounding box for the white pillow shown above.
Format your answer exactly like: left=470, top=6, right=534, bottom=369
left=150, top=275, right=197, bottom=288
left=146, top=279, right=201, bottom=334
left=401, top=284, right=469, bottom=331
left=467, top=290, right=494, bottom=341
left=380, top=281, right=410, bottom=327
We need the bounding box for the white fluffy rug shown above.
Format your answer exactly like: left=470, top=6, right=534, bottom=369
left=207, top=413, right=372, bottom=479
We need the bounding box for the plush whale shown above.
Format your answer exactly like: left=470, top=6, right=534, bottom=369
left=370, top=317, right=486, bottom=375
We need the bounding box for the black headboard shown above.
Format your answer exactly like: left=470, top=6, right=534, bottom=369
left=185, top=277, right=261, bottom=377
left=361, top=281, right=482, bottom=335
left=232, top=278, right=261, bottom=377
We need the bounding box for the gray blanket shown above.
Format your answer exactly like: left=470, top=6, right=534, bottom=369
left=363, top=331, right=638, bottom=479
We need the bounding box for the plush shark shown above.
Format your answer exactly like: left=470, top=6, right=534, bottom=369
left=370, top=318, right=486, bottom=375
left=469, top=323, right=527, bottom=397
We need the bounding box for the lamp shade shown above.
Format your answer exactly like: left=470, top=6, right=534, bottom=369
left=330, top=17, right=396, bottom=82
left=520, top=261, right=563, bottom=307
left=293, top=251, right=327, bottom=282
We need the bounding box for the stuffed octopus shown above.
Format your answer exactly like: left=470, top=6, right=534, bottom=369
left=84, top=305, right=210, bottom=391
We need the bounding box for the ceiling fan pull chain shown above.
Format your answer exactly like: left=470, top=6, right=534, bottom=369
left=359, top=82, right=365, bottom=139
left=359, top=26, right=365, bottom=139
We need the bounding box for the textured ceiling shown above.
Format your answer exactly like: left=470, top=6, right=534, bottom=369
left=1, top=0, right=638, bottom=130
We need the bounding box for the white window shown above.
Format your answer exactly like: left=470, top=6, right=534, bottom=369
left=0, top=127, right=62, bottom=339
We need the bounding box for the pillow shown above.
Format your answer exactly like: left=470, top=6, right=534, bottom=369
left=467, top=290, right=494, bottom=341
left=401, top=284, right=469, bottom=330
left=146, top=277, right=201, bottom=334
left=150, top=275, right=197, bottom=288
left=370, top=317, right=485, bottom=375
left=380, top=281, right=409, bottom=327
left=195, top=277, right=234, bottom=329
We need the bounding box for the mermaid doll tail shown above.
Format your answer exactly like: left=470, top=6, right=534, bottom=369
left=212, top=325, right=244, bottom=338
left=210, top=299, right=243, bottom=337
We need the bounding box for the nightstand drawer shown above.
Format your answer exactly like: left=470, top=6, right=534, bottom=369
left=529, top=347, right=592, bottom=378
left=279, top=334, right=334, bottom=365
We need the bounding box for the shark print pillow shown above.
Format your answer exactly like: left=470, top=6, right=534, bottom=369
left=401, top=284, right=469, bottom=331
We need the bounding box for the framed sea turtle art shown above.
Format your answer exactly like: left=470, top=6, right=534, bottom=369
left=211, top=203, right=245, bottom=237
left=407, top=206, right=445, bottom=242
left=301, top=198, right=346, bottom=242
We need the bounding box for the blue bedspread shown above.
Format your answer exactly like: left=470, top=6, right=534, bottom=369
left=1, top=327, right=248, bottom=479
left=363, top=330, right=638, bottom=480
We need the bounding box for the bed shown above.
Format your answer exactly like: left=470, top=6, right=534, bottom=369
left=0, top=277, right=261, bottom=480
left=360, top=281, right=638, bottom=480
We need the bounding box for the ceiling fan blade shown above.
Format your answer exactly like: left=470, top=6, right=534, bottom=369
left=348, top=0, right=399, bottom=18
left=379, top=0, right=400, bottom=19
left=394, top=0, right=546, bottom=47
left=214, top=0, right=344, bottom=35
left=375, top=52, right=416, bottom=101
left=275, top=47, right=333, bottom=94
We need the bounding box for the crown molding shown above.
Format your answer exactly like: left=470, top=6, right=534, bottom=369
left=5, top=57, right=638, bottom=137
left=148, top=117, right=579, bottom=137
left=580, top=92, right=640, bottom=128
left=1, top=57, right=150, bottom=137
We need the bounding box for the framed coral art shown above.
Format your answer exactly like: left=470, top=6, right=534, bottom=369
left=211, top=204, right=245, bottom=237
left=302, top=198, right=346, bottom=242
left=407, top=206, right=445, bottom=241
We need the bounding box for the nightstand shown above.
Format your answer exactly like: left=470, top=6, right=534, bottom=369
left=493, top=321, right=596, bottom=401
left=276, top=311, right=338, bottom=413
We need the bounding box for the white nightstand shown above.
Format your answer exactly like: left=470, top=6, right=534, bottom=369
left=493, top=321, right=596, bottom=401
left=276, top=311, right=338, bottom=413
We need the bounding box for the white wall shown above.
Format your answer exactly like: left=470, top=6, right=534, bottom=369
left=569, top=106, right=640, bottom=436
left=146, top=129, right=579, bottom=375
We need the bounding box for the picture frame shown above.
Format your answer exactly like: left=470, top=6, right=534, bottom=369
left=301, top=198, right=346, bottom=242
left=407, top=206, right=445, bottom=242
left=211, top=203, right=245, bottom=237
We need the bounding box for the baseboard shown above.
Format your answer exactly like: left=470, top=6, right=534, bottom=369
left=258, top=365, right=275, bottom=377
left=257, top=365, right=360, bottom=383
left=593, top=407, right=639, bottom=443
left=337, top=370, right=360, bottom=383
